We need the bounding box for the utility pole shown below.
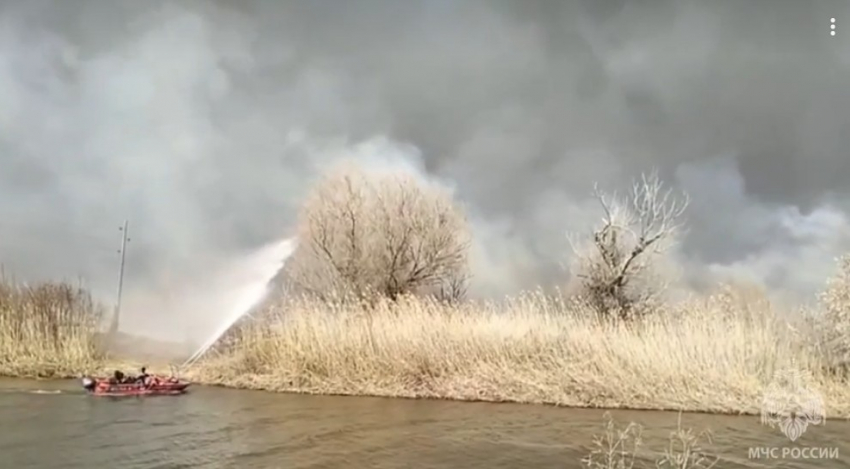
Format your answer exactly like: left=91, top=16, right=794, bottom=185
left=108, top=220, right=130, bottom=336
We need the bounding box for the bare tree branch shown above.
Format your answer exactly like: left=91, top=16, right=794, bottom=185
left=567, top=171, right=689, bottom=320
left=284, top=163, right=471, bottom=304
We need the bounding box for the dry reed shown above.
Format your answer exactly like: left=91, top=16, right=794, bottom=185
left=0, top=278, right=105, bottom=378
left=583, top=412, right=719, bottom=469
left=1, top=258, right=850, bottom=422
left=187, top=282, right=850, bottom=417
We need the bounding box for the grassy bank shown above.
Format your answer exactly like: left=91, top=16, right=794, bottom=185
left=1, top=273, right=848, bottom=421
left=0, top=274, right=724, bottom=467
left=187, top=284, right=850, bottom=418
left=0, top=280, right=105, bottom=378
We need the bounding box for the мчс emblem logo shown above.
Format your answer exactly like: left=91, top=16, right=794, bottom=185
left=760, top=367, right=825, bottom=442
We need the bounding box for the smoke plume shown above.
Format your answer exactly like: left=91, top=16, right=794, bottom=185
left=2, top=0, right=850, bottom=339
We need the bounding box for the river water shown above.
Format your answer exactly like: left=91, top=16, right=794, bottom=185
left=1, top=378, right=848, bottom=469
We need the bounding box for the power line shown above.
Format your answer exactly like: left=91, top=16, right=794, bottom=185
left=0, top=219, right=128, bottom=251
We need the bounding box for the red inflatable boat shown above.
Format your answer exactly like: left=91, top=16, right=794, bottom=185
left=81, top=375, right=190, bottom=396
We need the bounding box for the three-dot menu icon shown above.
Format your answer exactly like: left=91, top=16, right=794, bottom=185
left=831, top=18, right=836, bottom=36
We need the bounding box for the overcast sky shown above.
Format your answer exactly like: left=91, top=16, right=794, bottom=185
left=2, top=0, right=849, bottom=338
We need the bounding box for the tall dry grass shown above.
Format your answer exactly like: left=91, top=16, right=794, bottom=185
left=189, top=279, right=850, bottom=417
left=0, top=278, right=105, bottom=377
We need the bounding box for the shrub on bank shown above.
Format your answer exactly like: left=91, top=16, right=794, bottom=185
left=0, top=279, right=105, bottom=377
left=567, top=172, right=688, bottom=321
left=281, top=163, right=472, bottom=304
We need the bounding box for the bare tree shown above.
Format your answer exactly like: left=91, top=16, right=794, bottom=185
left=435, top=271, right=469, bottom=305
left=284, top=163, right=471, bottom=303
left=567, top=172, right=689, bottom=320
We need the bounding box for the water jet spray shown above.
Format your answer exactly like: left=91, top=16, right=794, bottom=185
left=180, top=237, right=297, bottom=370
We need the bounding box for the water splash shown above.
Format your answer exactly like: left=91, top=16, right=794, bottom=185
left=181, top=237, right=297, bottom=368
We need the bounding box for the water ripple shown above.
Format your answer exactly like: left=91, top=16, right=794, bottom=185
left=2, top=379, right=849, bottom=469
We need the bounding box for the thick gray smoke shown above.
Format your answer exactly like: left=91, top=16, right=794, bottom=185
left=2, top=0, right=850, bottom=338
